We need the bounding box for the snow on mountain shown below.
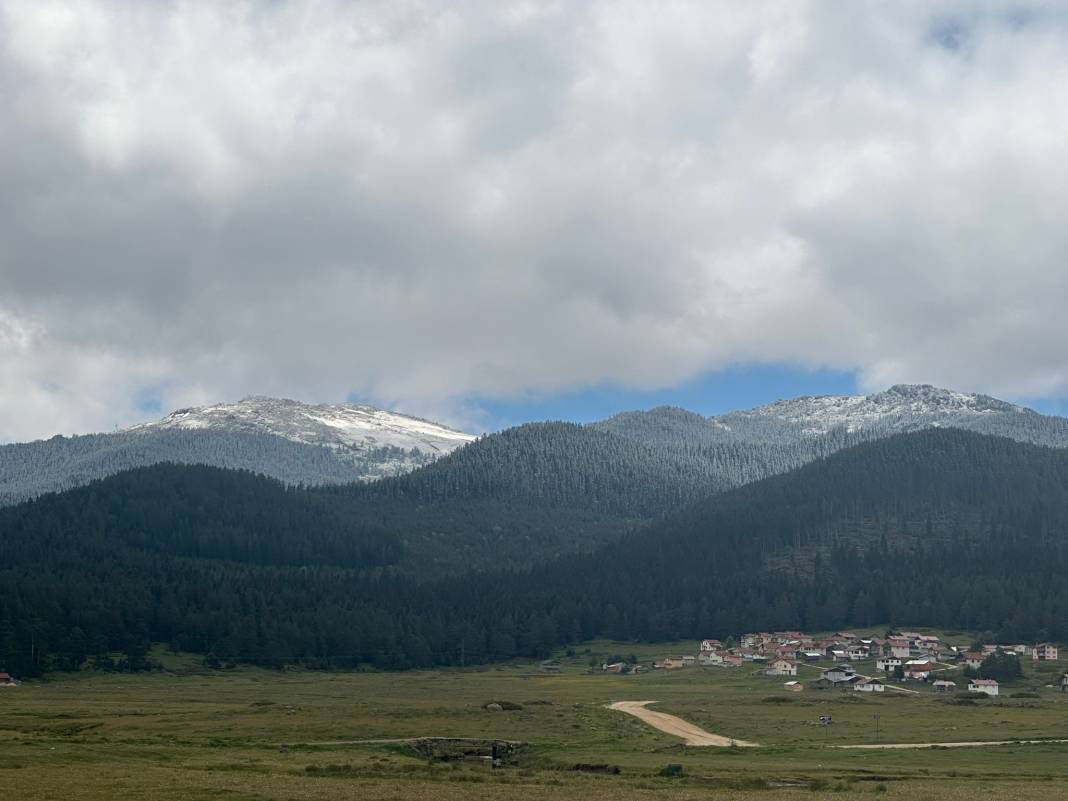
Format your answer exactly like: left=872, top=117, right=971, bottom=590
left=719, top=384, right=1028, bottom=437
left=125, top=396, right=476, bottom=472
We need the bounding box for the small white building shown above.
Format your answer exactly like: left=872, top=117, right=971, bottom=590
left=854, top=677, right=885, bottom=693
left=699, top=651, right=724, bottom=666
left=876, top=657, right=902, bottom=673
left=968, top=679, right=1000, bottom=697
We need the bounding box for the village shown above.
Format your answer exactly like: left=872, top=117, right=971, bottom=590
left=596, top=630, right=1068, bottom=697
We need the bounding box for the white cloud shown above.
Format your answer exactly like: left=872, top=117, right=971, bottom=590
left=2, top=1, right=1068, bottom=439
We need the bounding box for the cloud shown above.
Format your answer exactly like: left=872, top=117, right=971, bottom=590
left=2, top=1, right=1068, bottom=439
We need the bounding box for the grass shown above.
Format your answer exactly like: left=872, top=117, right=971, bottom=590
left=1, top=643, right=1068, bottom=800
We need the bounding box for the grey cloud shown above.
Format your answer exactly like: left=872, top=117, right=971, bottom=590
left=1, top=1, right=1068, bottom=440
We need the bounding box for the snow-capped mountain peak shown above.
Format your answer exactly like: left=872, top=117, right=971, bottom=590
left=718, top=384, right=1033, bottom=437
left=125, top=396, right=476, bottom=470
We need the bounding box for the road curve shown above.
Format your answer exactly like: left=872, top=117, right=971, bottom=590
left=608, top=700, right=758, bottom=747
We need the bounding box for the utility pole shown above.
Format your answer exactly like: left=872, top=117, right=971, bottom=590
left=873, top=714, right=881, bottom=743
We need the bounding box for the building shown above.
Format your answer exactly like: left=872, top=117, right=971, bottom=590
left=816, top=665, right=858, bottom=689
left=903, top=660, right=934, bottom=680
left=962, top=651, right=984, bottom=671
left=968, top=679, right=1000, bottom=697
left=932, top=680, right=957, bottom=693
left=1032, top=643, right=1059, bottom=661
left=699, top=651, right=724, bottom=667
left=700, top=639, right=723, bottom=653
left=887, top=637, right=911, bottom=659
left=0, top=672, right=15, bottom=687
left=848, top=644, right=870, bottom=661
left=1060, top=673, right=1068, bottom=693
left=854, top=678, right=885, bottom=693
left=784, top=680, right=803, bottom=693
left=540, top=660, right=561, bottom=674
left=876, top=657, right=902, bottom=673
left=681, top=655, right=696, bottom=667
left=767, top=659, right=798, bottom=677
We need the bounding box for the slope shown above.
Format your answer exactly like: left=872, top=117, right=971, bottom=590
left=0, top=397, right=476, bottom=506
left=4, top=428, right=1068, bottom=676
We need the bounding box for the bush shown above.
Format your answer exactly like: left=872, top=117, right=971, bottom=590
left=658, top=763, right=685, bottom=777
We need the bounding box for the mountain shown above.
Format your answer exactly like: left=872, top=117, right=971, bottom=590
left=592, top=384, right=1068, bottom=489
left=0, top=397, right=475, bottom=506
left=596, top=384, right=1068, bottom=448
left=127, top=396, right=475, bottom=464
left=4, top=428, right=1068, bottom=676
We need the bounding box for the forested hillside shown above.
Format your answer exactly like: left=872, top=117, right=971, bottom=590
left=4, top=428, right=1068, bottom=677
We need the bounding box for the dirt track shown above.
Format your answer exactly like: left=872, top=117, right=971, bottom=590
left=607, top=700, right=758, bottom=747
left=837, top=738, right=1068, bottom=750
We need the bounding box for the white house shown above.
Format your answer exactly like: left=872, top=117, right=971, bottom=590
left=903, top=660, right=934, bottom=680
left=968, top=679, right=1000, bottom=697
left=1032, top=643, right=1059, bottom=661
left=854, top=677, right=885, bottom=693
left=848, top=645, right=870, bottom=660
left=962, top=651, right=984, bottom=670
left=700, top=639, right=723, bottom=653
left=699, top=651, right=724, bottom=667
left=876, top=657, right=902, bottom=673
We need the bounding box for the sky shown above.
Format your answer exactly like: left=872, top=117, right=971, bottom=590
left=3, top=1, right=1068, bottom=440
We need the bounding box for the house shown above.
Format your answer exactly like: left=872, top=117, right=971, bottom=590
left=962, top=651, right=984, bottom=671
left=1032, top=643, right=1059, bottom=661
left=854, top=677, right=885, bottom=693
left=0, top=672, right=15, bottom=687
left=1060, top=673, right=1068, bottom=693
left=604, top=662, right=626, bottom=673
left=802, top=650, right=824, bottom=662
left=887, top=637, right=911, bottom=659
left=968, top=678, right=999, bottom=697
left=932, top=680, right=957, bottom=693
left=835, top=632, right=858, bottom=642
left=699, top=651, right=724, bottom=667
left=876, top=657, right=902, bottom=673
left=700, top=639, right=723, bottom=653
left=767, top=658, right=798, bottom=677
left=848, top=644, right=870, bottom=660
left=830, top=649, right=849, bottom=662
left=658, top=657, right=687, bottom=670
left=784, top=680, right=803, bottom=692
left=721, top=654, right=744, bottom=667
left=904, top=660, right=934, bottom=680
left=817, top=665, right=858, bottom=688
left=540, top=660, right=561, bottom=673
left=681, top=655, right=696, bottom=667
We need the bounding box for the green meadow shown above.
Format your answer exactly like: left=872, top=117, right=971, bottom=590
left=2, top=642, right=1068, bottom=801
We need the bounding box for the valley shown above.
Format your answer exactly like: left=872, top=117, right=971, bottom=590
left=2, top=641, right=1068, bottom=800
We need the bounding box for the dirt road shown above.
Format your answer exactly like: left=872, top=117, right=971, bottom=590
left=837, top=738, right=1068, bottom=750
left=607, top=700, right=758, bottom=747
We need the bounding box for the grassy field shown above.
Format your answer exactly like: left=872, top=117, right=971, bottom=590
left=2, top=642, right=1068, bottom=800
